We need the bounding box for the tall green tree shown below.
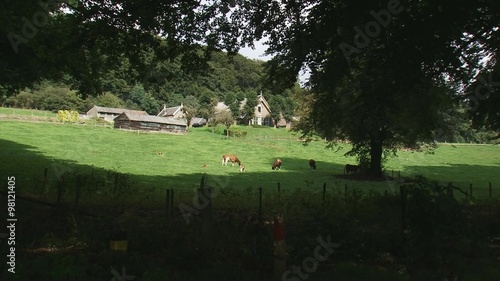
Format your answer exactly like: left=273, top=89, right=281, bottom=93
left=241, top=0, right=499, bottom=177
left=198, top=91, right=218, bottom=122
left=469, top=55, right=500, bottom=134
left=0, top=0, right=248, bottom=96
left=182, top=95, right=201, bottom=130
left=241, top=91, right=258, bottom=124
left=90, top=92, right=126, bottom=109
left=129, top=84, right=160, bottom=115
left=223, top=92, right=245, bottom=121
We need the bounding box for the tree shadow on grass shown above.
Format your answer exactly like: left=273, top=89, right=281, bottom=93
left=2, top=138, right=499, bottom=280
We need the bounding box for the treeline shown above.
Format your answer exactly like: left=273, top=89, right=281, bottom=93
left=1, top=48, right=303, bottom=120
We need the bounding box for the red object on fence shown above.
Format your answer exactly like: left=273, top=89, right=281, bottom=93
left=274, top=217, right=286, bottom=241
left=273, top=215, right=286, bottom=280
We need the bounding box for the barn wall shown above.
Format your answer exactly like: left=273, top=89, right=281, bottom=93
left=114, top=120, right=187, bottom=133
left=159, top=123, right=187, bottom=133
left=113, top=120, right=132, bottom=130
left=86, top=106, right=98, bottom=117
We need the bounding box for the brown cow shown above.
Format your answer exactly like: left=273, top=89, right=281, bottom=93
left=272, top=159, right=282, bottom=170
left=344, top=164, right=361, bottom=174
left=309, top=159, right=317, bottom=169
left=222, top=154, right=241, bottom=166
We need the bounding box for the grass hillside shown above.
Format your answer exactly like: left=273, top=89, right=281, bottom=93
left=0, top=107, right=57, bottom=117
left=2, top=118, right=500, bottom=281
left=1, top=119, right=499, bottom=198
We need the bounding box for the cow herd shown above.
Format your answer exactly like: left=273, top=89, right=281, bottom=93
left=221, top=154, right=322, bottom=172
left=221, top=154, right=363, bottom=175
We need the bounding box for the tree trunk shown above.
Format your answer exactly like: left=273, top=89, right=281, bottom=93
left=369, top=136, right=383, bottom=178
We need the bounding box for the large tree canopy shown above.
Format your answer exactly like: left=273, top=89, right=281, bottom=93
left=240, top=0, right=500, bottom=176
left=0, top=0, right=246, bottom=95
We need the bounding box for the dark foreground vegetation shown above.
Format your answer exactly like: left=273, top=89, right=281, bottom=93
left=1, top=173, right=499, bottom=281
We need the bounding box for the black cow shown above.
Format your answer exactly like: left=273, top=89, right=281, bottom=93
left=309, top=159, right=317, bottom=169
left=344, top=164, right=361, bottom=174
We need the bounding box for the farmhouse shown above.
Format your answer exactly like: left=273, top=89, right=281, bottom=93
left=114, top=112, right=187, bottom=133
left=157, top=104, right=185, bottom=119
left=157, top=103, right=207, bottom=127
left=216, top=93, right=284, bottom=127
left=190, top=117, right=207, bottom=127
left=251, top=93, right=273, bottom=126
left=86, top=105, right=147, bottom=122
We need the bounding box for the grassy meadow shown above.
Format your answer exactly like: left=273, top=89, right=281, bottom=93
left=0, top=106, right=57, bottom=117
left=2, top=113, right=500, bottom=281
left=0, top=117, right=499, bottom=199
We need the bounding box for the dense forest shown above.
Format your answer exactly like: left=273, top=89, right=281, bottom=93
left=0, top=48, right=302, bottom=124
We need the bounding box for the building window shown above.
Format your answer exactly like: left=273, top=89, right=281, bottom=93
left=258, top=106, right=261, bottom=113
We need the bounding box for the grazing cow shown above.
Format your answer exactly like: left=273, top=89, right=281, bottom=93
left=344, top=164, right=361, bottom=174
left=239, top=164, right=245, bottom=172
left=272, top=159, right=282, bottom=170
left=309, top=159, right=317, bottom=170
left=222, top=154, right=241, bottom=166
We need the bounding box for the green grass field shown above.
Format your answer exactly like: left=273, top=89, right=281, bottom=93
left=2, top=115, right=500, bottom=281
left=1, top=116, right=499, bottom=198
left=0, top=107, right=57, bottom=117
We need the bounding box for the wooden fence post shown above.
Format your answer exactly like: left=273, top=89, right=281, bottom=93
left=43, top=167, right=49, bottom=193
left=113, top=172, right=119, bottom=193
left=322, top=183, right=326, bottom=204
left=198, top=187, right=213, bottom=255
left=489, top=182, right=492, bottom=198
left=56, top=176, right=65, bottom=209
left=400, top=185, right=408, bottom=248
left=277, top=182, right=281, bottom=193
left=166, top=189, right=173, bottom=223
left=469, top=184, right=473, bottom=201
left=74, top=174, right=82, bottom=210
left=200, top=175, right=206, bottom=190
left=273, top=215, right=286, bottom=281
left=166, top=189, right=170, bottom=219
left=322, top=183, right=327, bottom=218
left=258, top=187, right=263, bottom=221
left=170, top=189, right=174, bottom=220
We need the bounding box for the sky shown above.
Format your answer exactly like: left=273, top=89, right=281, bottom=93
left=238, top=40, right=310, bottom=85
left=238, top=40, right=273, bottom=61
